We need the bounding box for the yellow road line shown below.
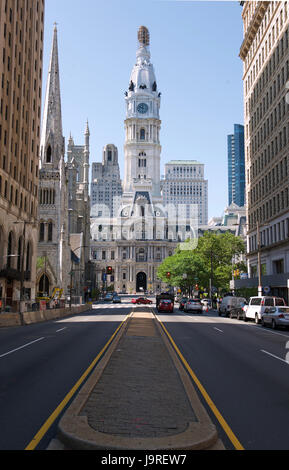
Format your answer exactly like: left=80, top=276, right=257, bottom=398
left=25, top=313, right=130, bottom=450
left=156, top=314, right=244, bottom=451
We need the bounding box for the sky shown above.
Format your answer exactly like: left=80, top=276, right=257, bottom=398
left=43, top=0, right=245, bottom=219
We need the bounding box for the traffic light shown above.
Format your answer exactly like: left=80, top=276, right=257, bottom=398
left=106, top=266, right=113, bottom=275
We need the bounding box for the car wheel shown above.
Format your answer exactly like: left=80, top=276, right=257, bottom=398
left=255, top=314, right=260, bottom=324
left=237, top=313, right=240, bottom=320
left=243, top=315, right=248, bottom=322
left=272, top=319, right=277, bottom=329
left=261, top=317, right=266, bottom=327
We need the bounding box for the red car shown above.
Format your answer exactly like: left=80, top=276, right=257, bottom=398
left=131, top=297, right=152, bottom=305
left=157, top=299, right=174, bottom=313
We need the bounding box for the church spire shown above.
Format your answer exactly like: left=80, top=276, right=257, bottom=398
left=39, top=23, right=64, bottom=169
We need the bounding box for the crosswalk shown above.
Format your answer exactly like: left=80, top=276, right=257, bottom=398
left=92, top=302, right=155, bottom=309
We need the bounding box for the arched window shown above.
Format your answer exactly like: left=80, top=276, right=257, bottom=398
left=39, top=274, right=50, bottom=296
left=7, top=231, right=14, bottom=268
left=46, top=145, right=52, bottom=163
left=17, top=236, right=23, bottom=271
left=140, top=128, right=145, bottom=140
left=48, top=222, right=53, bottom=241
left=26, top=241, right=31, bottom=273
left=39, top=223, right=45, bottom=242
left=140, top=206, right=145, bottom=217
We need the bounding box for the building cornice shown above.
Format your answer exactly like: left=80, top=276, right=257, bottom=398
left=239, top=1, right=270, bottom=61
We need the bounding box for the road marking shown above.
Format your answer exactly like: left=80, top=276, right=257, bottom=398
left=214, top=327, right=224, bottom=333
left=0, top=337, right=45, bottom=359
left=25, top=313, right=131, bottom=450
left=156, top=314, right=244, bottom=451
left=261, top=349, right=289, bottom=365
left=56, top=327, right=67, bottom=333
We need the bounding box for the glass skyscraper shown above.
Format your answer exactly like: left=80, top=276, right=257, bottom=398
left=228, top=124, right=245, bottom=207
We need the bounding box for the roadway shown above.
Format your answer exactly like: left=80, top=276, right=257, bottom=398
left=156, top=307, right=289, bottom=450
left=0, top=296, right=289, bottom=450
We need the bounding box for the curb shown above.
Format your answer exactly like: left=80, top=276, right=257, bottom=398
left=52, top=310, right=225, bottom=450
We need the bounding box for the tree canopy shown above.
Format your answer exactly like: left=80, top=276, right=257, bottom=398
left=157, top=231, right=245, bottom=293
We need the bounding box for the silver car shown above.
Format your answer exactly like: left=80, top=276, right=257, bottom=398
left=184, top=299, right=203, bottom=314
left=261, top=306, right=289, bottom=329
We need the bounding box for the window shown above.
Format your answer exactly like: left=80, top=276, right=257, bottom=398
left=140, top=128, right=145, bottom=140
left=48, top=222, right=53, bottom=242
left=39, top=223, right=45, bottom=242
left=46, top=145, right=52, bottom=163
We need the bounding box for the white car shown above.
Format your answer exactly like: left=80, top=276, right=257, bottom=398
left=245, top=296, right=286, bottom=324
left=184, top=299, right=203, bottom=314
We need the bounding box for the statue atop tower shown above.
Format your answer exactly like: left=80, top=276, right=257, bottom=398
left=138, top=26, right=150, bottom=46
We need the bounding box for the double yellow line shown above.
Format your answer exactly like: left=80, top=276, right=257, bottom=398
left=156, top=314, right=244, bottom=451
left=25, top=314, right=129, bottom=450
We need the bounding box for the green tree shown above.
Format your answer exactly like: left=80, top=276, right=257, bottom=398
left=157, top=231, right=245, bottom=293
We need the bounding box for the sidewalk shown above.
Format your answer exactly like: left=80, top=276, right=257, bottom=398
left=48, top=308, right=225, bottom=450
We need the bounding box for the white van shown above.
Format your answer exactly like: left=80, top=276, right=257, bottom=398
left=245, top=296, right=286, bottom=323
left=219, top=296, right=247, bottom=317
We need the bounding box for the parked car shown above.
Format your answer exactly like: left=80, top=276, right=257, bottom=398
left=219, top=296, right=247, bottom=317
left=179, top=297, right=188, bottom=311
left=157, top=299, right=174, bottom=313
left=131, top=297, right=152, bottom=305
left=184, top=299, right=203, bottom=314
left=112, top=295, right=121, bottom=303
left=229, top=302, right=248, bottom=320
left=261, top=306, right=289, bottom=329
left=245, top=296, right=286, bottom=323
left=103, top=293, right=113, bottom=302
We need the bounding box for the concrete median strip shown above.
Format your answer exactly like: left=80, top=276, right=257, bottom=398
left=52, top=309, right=224, bottom=450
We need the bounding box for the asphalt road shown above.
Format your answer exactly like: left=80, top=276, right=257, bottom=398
left=1, top=299, right=289, bottom=450
left=156, top=308, right=289, bottom=450
left=0, top=302, right=132, bottom=450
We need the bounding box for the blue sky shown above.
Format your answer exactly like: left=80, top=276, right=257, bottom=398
left=43, top=0, right=244, bottom=219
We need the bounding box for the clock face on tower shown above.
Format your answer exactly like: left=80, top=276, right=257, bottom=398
left=137, top=102, right=148, bottom=114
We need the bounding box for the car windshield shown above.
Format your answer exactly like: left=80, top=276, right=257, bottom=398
left=278, top=307, right=289, bottom=313
left=188, top=299, right=201, bottom=303
left=162, top=300, right=171, bottom=303
left=275, top=298, right=285, bottom=306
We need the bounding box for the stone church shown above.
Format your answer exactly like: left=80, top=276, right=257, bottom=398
left=37, top=26, right=90, bottom=300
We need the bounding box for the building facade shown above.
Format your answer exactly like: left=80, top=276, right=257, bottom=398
left=238, top=1, right=289, bottom=299
left=90, top=26, right=194, bottom=293
left=37, top=25, right=70, bottom=299
left=0, top=0, right=45, bottom=310
left=161, top=160, right=208, bottom=226
left=90, top=144, right=122, bottom=218
left=228, top=124, right=245, bottom=207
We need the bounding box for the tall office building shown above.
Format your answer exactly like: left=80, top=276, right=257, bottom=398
left=239, top=1, right=289, bottom=298
left=161, top=160, right=208, bottom=226
left=0, top=0, right=45, bottom=309
left=228, top=124, right=245, bottom=207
